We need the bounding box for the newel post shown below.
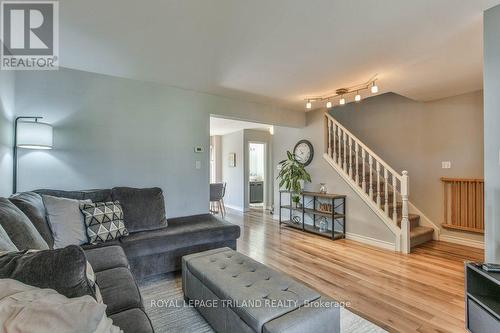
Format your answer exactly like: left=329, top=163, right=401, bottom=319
left=401, top=171, right=410, bottom=254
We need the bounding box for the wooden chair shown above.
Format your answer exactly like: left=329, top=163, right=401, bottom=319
left=210, top=182, right=226, bottom=216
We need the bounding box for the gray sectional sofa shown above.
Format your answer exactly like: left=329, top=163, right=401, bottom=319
left=1, top=187, right=241, bottom=333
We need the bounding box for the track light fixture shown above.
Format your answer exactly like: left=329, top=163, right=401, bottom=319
left=303, top=74, right=379, bottom=109
left=354, top=91, right=361, bottom=102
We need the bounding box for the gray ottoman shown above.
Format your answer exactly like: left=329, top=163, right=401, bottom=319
left=182, top=248, right=340, bottom=333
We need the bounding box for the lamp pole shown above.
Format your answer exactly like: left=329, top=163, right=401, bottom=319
left=13, top=116, right=43, bottom=194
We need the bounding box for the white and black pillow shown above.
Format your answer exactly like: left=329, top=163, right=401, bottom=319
left=80, top=201, right=129, bottom=244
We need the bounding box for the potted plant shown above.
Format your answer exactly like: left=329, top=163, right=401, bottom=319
left=277, top=151, right=312, bottom=208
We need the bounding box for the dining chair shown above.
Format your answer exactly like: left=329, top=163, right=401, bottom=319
left=210, top=182, right=226, bottom=216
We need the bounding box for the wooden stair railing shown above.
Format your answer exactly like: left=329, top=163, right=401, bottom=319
left=324, top=113, right=412, bottom=253
left=441, top=178, right=484, bottom=234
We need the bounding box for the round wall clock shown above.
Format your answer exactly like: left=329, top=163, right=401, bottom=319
left=293, top=140, right=314, bottom=166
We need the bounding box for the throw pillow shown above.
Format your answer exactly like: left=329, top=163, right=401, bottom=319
left=42, top=195, right=92, bottom=248
left=0, top=198, right=49, bottom=251
left=111, top=187, right=168, bottom=232
left=9, top=192, right=55, bottom=248
left=86, top=261, right=103, bottom=303
left=80, top=201, right=129, bottom=244
left=0, top=279, right=122, bottom=333
left=0, top=224, right=18, bottom=252
left=0, top=245, right=96, bottom=299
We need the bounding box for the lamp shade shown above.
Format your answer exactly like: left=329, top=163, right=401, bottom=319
left=17, top=121, right=53, bottom=149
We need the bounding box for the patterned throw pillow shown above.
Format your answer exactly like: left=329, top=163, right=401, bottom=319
left=80, top=201, right=129, bottom=244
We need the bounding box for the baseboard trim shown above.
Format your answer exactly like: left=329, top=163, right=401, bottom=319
left=224, top=204, right=245, bottom=212
left=346, top=232, right=396, bottom=251
left=439, top=234, right=484, bottom=249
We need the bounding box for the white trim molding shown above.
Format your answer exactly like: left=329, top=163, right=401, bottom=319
left=224, top=204, right=246, bottom=212
left=439, top=234, right=484, bottom=249
left=346, top=232, right=396, bottom=251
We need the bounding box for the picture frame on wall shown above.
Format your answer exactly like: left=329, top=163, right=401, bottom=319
left=228, top=153, right=236, bottom=167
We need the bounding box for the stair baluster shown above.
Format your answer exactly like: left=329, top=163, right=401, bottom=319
left=362, top=148, right=366, bottom=192
left=332, top=123, right=336, bottom=160
left=348, top=136, right=353, bottom=179
left=355, top=142, right=359, bottom=186
left=401, top=171, right=410, bottom=254
left=368, top=155, right=373, bottom=199
left=376, top=161, right=381, bottom=208
left=343, top=131, right=347, bottom=173
left=384, top=168, right=389, bottom=216
left=327, top=120, right=332, bottom=157
left=392, top=175, right=398, bottom=224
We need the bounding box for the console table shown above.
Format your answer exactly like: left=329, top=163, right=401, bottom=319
left=279, top=190, right=346, bottom=240
left=465, top=263, right=500, bottom=332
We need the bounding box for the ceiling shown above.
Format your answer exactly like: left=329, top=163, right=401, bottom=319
left=210, top=117, right=271, bottom=136
left=59, top=0, right=500, bottom=110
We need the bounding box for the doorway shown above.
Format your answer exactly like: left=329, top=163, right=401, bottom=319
left=249, top=142, right=266, bottom=209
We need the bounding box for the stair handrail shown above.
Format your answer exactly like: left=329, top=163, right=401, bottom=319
left=324, top=112, right=410, bottom=253
left=325, top=112, right=402, bottom=182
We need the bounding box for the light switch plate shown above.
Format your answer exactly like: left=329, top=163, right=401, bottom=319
left=194, top=146, right=204, bottom=153
left=441, top=161, right=451, bottom=169
left=195, top=161, right=201, bottom=169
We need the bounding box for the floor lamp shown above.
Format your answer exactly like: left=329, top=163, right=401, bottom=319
left=13, top=117, right=53, bottom=194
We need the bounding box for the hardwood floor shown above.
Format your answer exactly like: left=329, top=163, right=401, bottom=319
left=222, top=208, right=484, bottom=333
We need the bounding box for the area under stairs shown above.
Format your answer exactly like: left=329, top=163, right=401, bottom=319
left=323, top=113, right=434, bottom=253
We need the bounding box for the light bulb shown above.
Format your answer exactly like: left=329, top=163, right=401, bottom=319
left=339, top=97, right=346, bottom=105
left=269, top=126, right=274, bottom=135
left=306, top=101, right=312, bottom=109
left=354, top=93, right=361, bottom=102
left=326, top=101, right=332, bottom=108
left=371, top=82, right=378, bottom=94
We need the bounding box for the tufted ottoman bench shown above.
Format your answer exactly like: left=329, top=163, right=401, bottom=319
left=182, top=248, right=340, bottom=333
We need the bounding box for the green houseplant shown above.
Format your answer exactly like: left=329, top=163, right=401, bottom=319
left=277, top=151, right=312, bottom=207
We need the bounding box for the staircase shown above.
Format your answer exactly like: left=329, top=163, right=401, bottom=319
left=323, top=113, right=434, bottom=253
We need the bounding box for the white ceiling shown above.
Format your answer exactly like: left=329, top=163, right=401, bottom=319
left=59, top=0, right=500, bottom=110
left=210, top=117, right=271, bottom=136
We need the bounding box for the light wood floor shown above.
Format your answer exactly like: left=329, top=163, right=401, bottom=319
left=222, top=208, right=484, bottom=333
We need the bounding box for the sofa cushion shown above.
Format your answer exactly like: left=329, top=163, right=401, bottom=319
left=120, top=214, right=240, bottom=258
left=109, top=308, right=153, bottom=333
left=9, top=192, right=54, bottom=248
left=42, top=195, right=91, bottom=248
left=84, top=245, right=129, bottom=273
left=34, top=189, right=113, bottom=202
left=0, top=245, right=96, bottom=299
left=0, top=224, right=18, bottom=252
left=80, top=201, right=129, bottom=244
left=111, top=187, right=167, bottom=232
left=0, top=198, right=49, bottom=250
left=96, top=267, right=144, bottom=315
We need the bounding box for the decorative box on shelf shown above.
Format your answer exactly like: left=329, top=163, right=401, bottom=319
left=278, top=190, right=346, bottom=240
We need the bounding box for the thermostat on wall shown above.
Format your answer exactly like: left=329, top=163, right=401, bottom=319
left=194, top=146, right=204, bottom=153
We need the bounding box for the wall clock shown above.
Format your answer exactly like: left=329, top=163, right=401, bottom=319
left=293, top=140, right=314, bottom=166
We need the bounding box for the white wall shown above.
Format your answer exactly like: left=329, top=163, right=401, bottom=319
left=273, top=109, right=395, bottom=245
left=222, top=130, right=244, bottom=210
left=13, top=68, right=304, bottom=218
left=0, top=71, right=15, bottom=197
left=484, top=5, right=500, bottom=264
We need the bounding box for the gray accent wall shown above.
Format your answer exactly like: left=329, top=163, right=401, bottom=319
left=0, top=71, right=14, bottom=197
left=484, top=5, right=500, bottom=264
left=273, top=109, right=395, bottom=245
left=331, top=91, right=484, bottom=244
left=12, top=68, right=304, bottom=218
